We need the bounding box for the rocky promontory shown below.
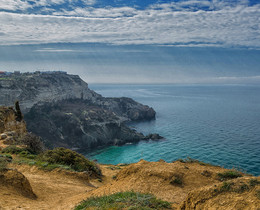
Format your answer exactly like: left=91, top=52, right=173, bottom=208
left=0, top=72, right=158, bottom=149
left=24, top=99, right=147, bottom=149
left=0, top=71, right=155, bottom=121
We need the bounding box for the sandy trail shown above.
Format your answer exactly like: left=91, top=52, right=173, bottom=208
left=0, top=164, right=102, bottom=210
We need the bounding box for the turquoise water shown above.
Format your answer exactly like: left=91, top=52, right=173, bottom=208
left=85, top=84, right=260, bottom=176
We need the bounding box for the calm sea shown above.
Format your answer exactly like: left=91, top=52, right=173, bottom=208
left=85, top=84, right=260, bottom=176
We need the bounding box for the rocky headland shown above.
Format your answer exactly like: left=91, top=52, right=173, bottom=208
left=0, top=71, right=160, bottom=149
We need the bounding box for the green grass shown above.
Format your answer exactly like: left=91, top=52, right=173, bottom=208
left=14, top=157, right=74, bottom=171
left=1, top=145, right=29, bottom=154
left=75, top=191, right=173, bottom=210
left=220, top=182, right=234, bottom=192
left=217, top=171, right=242, bottom=181
left=2, top=147, right=100, bottom=175
left=38, top=148, right=101, bottom=176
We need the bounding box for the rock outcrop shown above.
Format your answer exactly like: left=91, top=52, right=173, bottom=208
left=24, top=99, right=147, bottom=149
left=0, top=72, right=155, bottom=122
left=0, top=72, right=158, bottom=150
left=0, top=106, right=27, bottom=148
left=0, top=72, right=98, bottom=113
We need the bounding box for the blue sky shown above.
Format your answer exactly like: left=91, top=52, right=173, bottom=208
left=0, top=0, right=259, bottom=83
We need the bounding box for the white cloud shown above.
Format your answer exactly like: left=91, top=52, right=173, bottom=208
left=0, top=1, right=259, bottom=47
left=82, top=0, right=96, bottom=6
left=0, top=0, right=31, bottom=11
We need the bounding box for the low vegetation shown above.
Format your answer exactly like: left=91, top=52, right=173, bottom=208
left=17, top=133, right=45, bottom=154
left=176, top=157, right=212, bottom=166
left=75, top=191, right=173, bottom=210
left=170, top=174, right=183, bottom=186
left=1, top=145, right=28, bottom=154
left=38, top=147, right=101, bottom=176
left=0, top=154, right=12, bottom=172
left=249, top=179, right=260, bottom=187
left=256, top=190, right=260, bottom=200
left=0, top=157, right=8, bottom=172
left=1, top=146, right=101, bottom=177
left=220, top=181, right=234, bottom=192
left=217, top=170, right=242, bottom=181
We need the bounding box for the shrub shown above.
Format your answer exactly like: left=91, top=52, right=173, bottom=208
left=238, top=183, right=249, bottom=193
left=256, top=190, right=260, bottom=200
left=220, top=182, right=234, bottom=192
left=217, top=171, right=242, bottom=181
left=0, top=157, right=8, bottom=172
left=249, top=179, right=260, bottom=187
left=0, top=158, right=7, bottom=171
left=38, top=147, right=101, bottom=176
left=75, top=191, right=173, bottom=210
left=1, top=145, right=28, bottom=154
left=17, top=133, right=45, bottom=154
left=170, top=177, right=183, bottom=185
left=176, top=157, right=211, bottom=166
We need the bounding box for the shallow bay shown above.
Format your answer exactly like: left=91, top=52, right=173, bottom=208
left=85, top=84, right=260, bottom=176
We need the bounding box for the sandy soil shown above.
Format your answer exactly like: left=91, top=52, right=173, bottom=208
left=0, top=161, right=259, bottom=210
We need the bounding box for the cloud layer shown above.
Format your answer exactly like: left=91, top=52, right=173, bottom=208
left=0, top=0, right=259, bottom=47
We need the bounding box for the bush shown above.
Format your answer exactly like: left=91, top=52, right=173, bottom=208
left=249, top=179, right=260, bottom=187
left=17, top=133, right=45, bottom=154
left=220, top=182, right=234, bottom=192
left=256, top=190, right=260, bottom=200
left=170, top=174, right=183, bottom=186
left=1, top=145, right=28, bottom=154
left=217, top=171, right=242, bottom=181
left=75, top=191, right=173, bottom=210
left=38, top=147, right=101, bottom=176
left=0, top=157, right=9, bottom=172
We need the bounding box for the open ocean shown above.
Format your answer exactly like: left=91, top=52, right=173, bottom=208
left=85, top=84, right=260, bottom=176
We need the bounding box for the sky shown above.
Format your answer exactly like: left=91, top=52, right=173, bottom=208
left=0, top=0, right=259, bottom=84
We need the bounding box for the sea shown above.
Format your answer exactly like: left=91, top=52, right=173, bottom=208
left=85, top=84, right=260, bottom=176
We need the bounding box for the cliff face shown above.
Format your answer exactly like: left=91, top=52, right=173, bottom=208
left=0, top=73, right=99, bottom=113
left=0, top=72, right=156, bottom=150
left=24, top=99, right=145, bottom=149
left=0, top=72, right=155, bottom=121
left=0, top=107, right=27, bottom=146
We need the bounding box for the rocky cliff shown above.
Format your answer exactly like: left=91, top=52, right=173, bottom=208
left=0, top=72, right=98, bottom=113
left=24, top=99, right=146, bottom=149
left=0, top=72, right=155, bottom=122
left=0, top=72, right=157, bottom=149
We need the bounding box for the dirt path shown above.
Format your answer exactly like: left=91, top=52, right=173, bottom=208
left=0, top=164, right=101, bottom=210
left=0, top=164, right=122, bottom=210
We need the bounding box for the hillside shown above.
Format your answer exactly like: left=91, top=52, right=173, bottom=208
left=0, top=159, right=259, bottom=209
